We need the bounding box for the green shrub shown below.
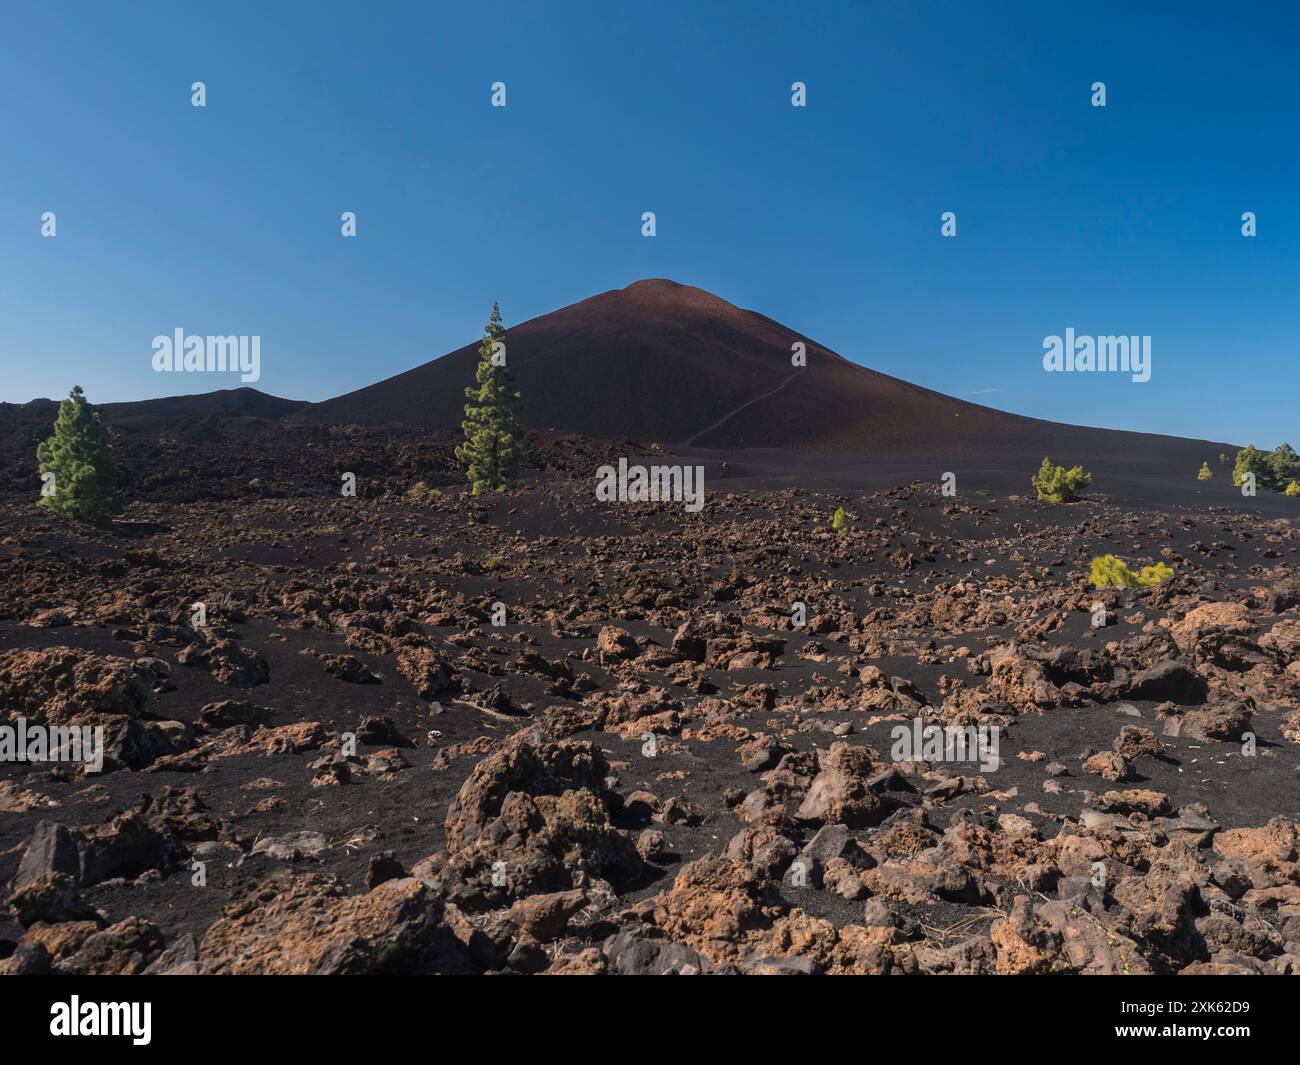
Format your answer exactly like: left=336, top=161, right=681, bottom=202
left=36, top=386, right=122, bottom=523
left=1137, top=562, right=1175, bottom=586
left=1090, top=555, right=1129, bottom=589
left=1197, top=461, right=1213, bottom=481
left=1090, top=555, right=1173, bottom=589
left=1032, top=457, right=1092, bottom=503
left=1286, top=481, right=1300, bottom=497
left=831, top=506, right=852, bottom=534
left=405, top=481, right=440, bottom=499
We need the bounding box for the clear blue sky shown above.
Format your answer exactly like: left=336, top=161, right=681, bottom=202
left=2, top=0, right=1296, bottom=447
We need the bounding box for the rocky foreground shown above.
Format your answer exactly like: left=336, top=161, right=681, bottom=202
left=1, top=472, right=1299, bottom=975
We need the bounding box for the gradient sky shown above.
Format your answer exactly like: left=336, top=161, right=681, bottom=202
left=2, top=0, right=1296, bottom=447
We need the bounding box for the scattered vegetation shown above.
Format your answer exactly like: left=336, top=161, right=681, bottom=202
left=1032, top=457, right=1091, bottom=503
left=36, top=386, right=122, bottom=523
left=1233, top=443, right=1300, bottom=492
left=1090, top=554, right=1174, bottom=589
left=1286, top=481, right=1300, bottom=497
left=405, top=481, right=441, bottom=500
left=456, top=301, right=524, bottom=494
left=1197, top=461, right=1213, bottom=481
left=831, top=506, right=852, bottom=534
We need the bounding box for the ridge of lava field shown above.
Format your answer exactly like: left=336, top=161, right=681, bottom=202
left=2, top=471, right=1299, bottom=975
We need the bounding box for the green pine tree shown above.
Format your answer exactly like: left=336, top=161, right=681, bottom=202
left=455, top=302, right=524, bottom=493
left=36, top=385, right=122, bottom=522
left=1232, top=444, right=1270, bottom=489
left=1267, top=443, right=1300, bottom=488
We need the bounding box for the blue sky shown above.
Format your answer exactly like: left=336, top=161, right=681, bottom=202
left=1, top=0, right=1296, bottom=447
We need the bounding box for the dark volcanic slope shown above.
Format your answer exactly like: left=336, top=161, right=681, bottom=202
left=298, top=279, right=1236, bottom=470
left=0, top=387, right=308, bottom=433
left=98, top=387, right=310, bottom=429
left=0, top=389, right=318, bottom=501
